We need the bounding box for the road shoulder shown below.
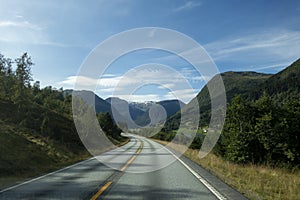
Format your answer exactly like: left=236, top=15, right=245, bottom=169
left=152, top=139, right=248, bottom=200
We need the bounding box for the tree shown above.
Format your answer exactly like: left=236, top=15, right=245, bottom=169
left=254, top=92, right=278, bottom=163
left=282, top=99, right=300, bottom=166
left=15, top=53, right=33, bottom=87
left=13, top=53, right=34, bottom=105
left=98, top=112, right=122, bottom=140
left=218, top=95, right=263, bottom=163
left=33, top=81, right=40, bottom=95
left=0, top=53, right=14, bottom=100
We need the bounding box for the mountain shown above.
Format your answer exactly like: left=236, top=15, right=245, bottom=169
left=248, top=58, right=300, bottom=101
left=106, top=98, right=185, bottom=127
left=72, top=90, right=112, bottom=114
left=129, top=101, right=156, bottom=112
left=133, top=99, right=185, bottom=126
left=157, top=100, right=185, bottom=117
left=72, top=92, right=185, bottom=128
left=105, top=97, right=147, bottom=128
left=73, top=93, right=184, bottom=128
left=106, top=97, right=146, bottom=121
left=164, top=71, right=272, bottom=130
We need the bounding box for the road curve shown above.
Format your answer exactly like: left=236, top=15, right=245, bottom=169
left=0, top=134, right=247, bottom=200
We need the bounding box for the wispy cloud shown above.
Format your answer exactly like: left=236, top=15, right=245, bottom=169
left=58, top=65, right=200, bottom=103
left=164, top=88, right=198, bottom=103
left=180, top=67, right=210, bottom=82
left=60, top=68, right=190, bottom=89
left=173, top=1, right=202, bottom=12
left=205, top=29, right=300, bottom=69
left=0, top=19, right=69, bottom=47
left=114, top=94, right=161, bottom=102
left=0, top=21, right=42, bottom=43
left=232, top=61, right=292, bottom=72
left=0, top=20, right=41, bottom=30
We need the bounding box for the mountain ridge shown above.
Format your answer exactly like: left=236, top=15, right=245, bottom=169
left=164, top=70, right=273, bottom=130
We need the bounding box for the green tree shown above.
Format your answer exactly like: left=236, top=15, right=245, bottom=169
left=15, top=53, right=33, bottom=87
left=0, top=53, right=14, bottom=100
left=13, top=53, right=34, bottom=105
left=98, top=112, right=122, bottom=140
left=254, top=92, right=278, bottom=163
left=219, top=95, right=263, bottom=163
left=282, top=99, right=300, bottom=166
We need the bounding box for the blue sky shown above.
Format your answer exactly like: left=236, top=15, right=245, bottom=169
left=1, top=0, right=300, bottom=103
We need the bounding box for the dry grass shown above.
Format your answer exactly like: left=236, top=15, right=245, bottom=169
left=153, top=139, right=300, bottom=200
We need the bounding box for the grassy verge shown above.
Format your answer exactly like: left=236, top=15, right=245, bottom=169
left=0, top=120, right=91, bottom=190
left=0, top=153, right=91, bottom=190
left=0, top=119, right=129, bottom=190
left=153, top=139, right=300, bottom=200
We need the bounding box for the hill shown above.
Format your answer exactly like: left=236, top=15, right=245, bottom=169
left=165, top=59, right=300, bottom=131
left=157, top=99, right=185, bottom=117
left=164, top=71, right=271, bottom=130
left=106, top=97, right=146, bottom=126
left=217, top=59, right=300, bottom=166
left=248, top=58, right=300, bottom=101
left=70, top=90, right=112, bottom=114
left=0, top=98, right=89, bottom=189
left=0, top=53, right=125, bottom=189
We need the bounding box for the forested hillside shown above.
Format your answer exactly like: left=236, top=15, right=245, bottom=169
left=0, top=53, right=125, bottom=188
left=164, top=71, right=271, bottom=131
left=217, top=59, right=300, bottom=167
left=161, top=59, right=300, bottom=168
left=248, top=58, right=300, bottom=101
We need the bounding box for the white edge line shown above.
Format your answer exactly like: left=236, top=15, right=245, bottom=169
left=0, top=157, right=95, bottom=194
left=0, top=138, right=134, bottom=194
left=158, top=142, right=227, bottom=200
left=120, top=134, right=227, bottom=200
left=6, top=134, right=226, bottom=199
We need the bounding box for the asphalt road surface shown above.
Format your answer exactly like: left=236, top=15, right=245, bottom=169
left=0, top=134, right=247, bottom=200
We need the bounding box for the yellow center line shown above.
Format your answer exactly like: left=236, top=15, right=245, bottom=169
left=120, top=141, right=143, bottom=172
left=90, top=181, right=112, bottom=200
left=89, top=140, right=144, bottom=200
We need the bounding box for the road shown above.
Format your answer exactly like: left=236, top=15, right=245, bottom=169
left=0, top=134, right=247, bottom=200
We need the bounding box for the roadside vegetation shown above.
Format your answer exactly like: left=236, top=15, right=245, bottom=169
left=1, top=51, right=299, bottom=198
left=155, top=59, right=300, bottom=199
left=186, top=151, right=300, bottom=200
left=0, top=53, right=126, bottom=189
left=154, top=140, right=300, bottom=200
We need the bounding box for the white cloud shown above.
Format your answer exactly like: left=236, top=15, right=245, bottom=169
left=205, top=29, right=300, bottom=67
left=102, top=73, right=117, bottom=77
left=173, top=1, right=202, bottom=12
left=164, top=88, right=199, bottom=103
left=58, top=65, right=200, bottom=103
left=15, top=15, right=24, bottom=19
left=179, top=67, right=209, bottom=82
left=98, top=76, right=123, bottom=87
left=235, top=61, right=292, bottom=72
left=97, top=87, right=116, bottom=93
left=0, top=19, right=68, bottom=47
left=0, top=20, right=41, bottom=30
left=158, top=83, right=176, bottom=89
left=59, top=75, right=98, bottom=89
left=0, top=20, right=43, bottom=43
left=61, top=68, right=188, bottom=88
left=115, top=94, right=161, bottom=102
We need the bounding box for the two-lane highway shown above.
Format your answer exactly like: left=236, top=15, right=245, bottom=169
left=0, top=134, right=247, bottom=199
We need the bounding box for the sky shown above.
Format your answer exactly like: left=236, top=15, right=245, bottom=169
left=0, top=0, right=300, bottom=103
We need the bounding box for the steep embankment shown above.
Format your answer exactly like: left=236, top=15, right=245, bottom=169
left=0, top=99, right=89, bottom=189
